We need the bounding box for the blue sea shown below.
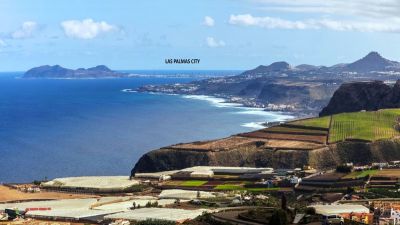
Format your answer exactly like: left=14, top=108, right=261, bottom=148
left=0, top=71, right=293, bottom=183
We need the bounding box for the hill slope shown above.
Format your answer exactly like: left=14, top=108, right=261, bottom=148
left=320, top=80, right=400, bottom=116
left=132, top=109, right=400, bottom=175
left=137, top=52, right=400, bottom=115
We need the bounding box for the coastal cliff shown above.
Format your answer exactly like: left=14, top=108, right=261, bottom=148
left=131, top=137, right=400, bottom=176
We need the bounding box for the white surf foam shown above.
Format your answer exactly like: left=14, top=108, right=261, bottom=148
left=121, top=89, right=137, bottom=93
left=236, top=109, right=294, bottom=121
left=241, top=122, right=266, bottom=129
left=181, top=95, right=242, bottom=108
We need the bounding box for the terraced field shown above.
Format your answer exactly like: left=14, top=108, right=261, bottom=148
left=289, top=109, right=400, bottom=142
left=164, top=109, right=400, bottom=158
left=289, top=116, right=331, bottom=129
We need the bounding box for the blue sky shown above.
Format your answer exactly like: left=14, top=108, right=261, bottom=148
left=1, top=0, right=400, bottom=71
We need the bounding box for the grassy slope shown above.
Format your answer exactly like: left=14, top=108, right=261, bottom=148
left=343, top=169, right=378, bottom=179
left=288, top=109, right=400, bottom=142
left=289, top=116, right=331, bottom=128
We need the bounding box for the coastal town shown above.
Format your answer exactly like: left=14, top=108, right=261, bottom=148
left=3, top=1, right=400, bottom=225
left=1, top=162, right=400, bottom=225
left=3, top=104, right=400, bottom=225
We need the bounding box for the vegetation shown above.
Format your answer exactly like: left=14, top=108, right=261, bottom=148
left=368, top=188, right=400, bottom=198
left=214, top=184, right=244, bottom=190
left=269, top=209, right=289, bottom=225
left=194, top=212, right=233, bottom=225
left=126, top=184, right=145, bottom=192
left=343, top=169, right=378, bottom=179
left=181, top=180, right=208, bottom=187
left=289, top=109, right=400, bottom=142
left=288, top=116, right=331, bottom=128
left=214, top=184, right=279, bottom=192
left=264, top=126, right=327, bottom=134
left=329, top=109, right=400, bottom=142
left=240, top=208, right=275, bottom=224
left=145, top=201, right=159, bottom=208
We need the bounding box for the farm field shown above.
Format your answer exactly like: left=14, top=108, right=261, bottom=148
left=214, top=184, right=280, bottom=192
left=343, top=169, right=378, bottom=179
left=374, top=169, right=400, bottom=177
left=288, top=116, right=331, bottom=129
left=161, top=180, right=282, bottom=192
left=181, top=180, right=208, bottom=187
left=263, top=126, right=328, bottom=135
left=289, top=109, right=400, bottom=142
left=329, top=109, right=400, bottom=142
left=239, top=131, right=327, bottom=144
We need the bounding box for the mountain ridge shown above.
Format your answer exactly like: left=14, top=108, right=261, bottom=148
left=241, top=51, right=400, bottom=76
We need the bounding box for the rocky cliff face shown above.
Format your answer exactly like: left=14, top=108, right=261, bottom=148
left=319, top=80, right=400, bottom=116
left=131, top=139, right=400, bottom=176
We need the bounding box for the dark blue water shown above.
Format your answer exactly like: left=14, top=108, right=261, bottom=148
left=0, top=71, right=292, bottom=183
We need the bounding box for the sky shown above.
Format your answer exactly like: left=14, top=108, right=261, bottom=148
left=1, top=0, right=400, bottom=71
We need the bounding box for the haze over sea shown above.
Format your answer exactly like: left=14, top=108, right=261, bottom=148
left=0, top=70, right=293, bottom=183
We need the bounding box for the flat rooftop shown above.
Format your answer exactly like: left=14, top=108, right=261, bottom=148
left=312, top=204, right=370, bottom=215
left=41, top=176, right=140, bottom=190
left=104, top=208, right=209, bottom=222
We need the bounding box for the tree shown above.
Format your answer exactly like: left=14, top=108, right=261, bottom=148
left=269, top=209, right=288, bottom=225
left=281, top=193, right=287, bottom=210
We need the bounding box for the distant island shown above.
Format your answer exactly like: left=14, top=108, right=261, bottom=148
left=23, top=65, right=128, bottom=78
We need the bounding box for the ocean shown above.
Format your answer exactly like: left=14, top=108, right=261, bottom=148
left=0, top=71, right=294, bottom=183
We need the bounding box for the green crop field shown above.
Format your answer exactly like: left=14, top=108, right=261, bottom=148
left=214, top=184, right=279, bottom=192
left=343, top=169, right=378, bottom=179
left=180, top=180, right=208, bottom=187
left=287, top=109, right=400, bottom=142
left=288, top=116, right=331, bottom=128
left=329, top=109, right=400, bottom=142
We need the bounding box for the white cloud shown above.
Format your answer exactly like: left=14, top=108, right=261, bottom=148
left=229, top=14, right=310, bottom=29
left=230, top=1, right=400, bottom=33
left=0, top=39, right=6, bottom=47
left=203, top=16, right=215, bottom=27
left=12, top=21, right=38, bottom=39
left=253, top=0, right=400, bottom=19
left=206, top=37, right=225, bottom=48
left=229, top=14, right=400, bottom=32
left=61, top=19, right=117, bottom=39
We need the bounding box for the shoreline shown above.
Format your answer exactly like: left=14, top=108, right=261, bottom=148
left=124, top=89, right=299, bottom=129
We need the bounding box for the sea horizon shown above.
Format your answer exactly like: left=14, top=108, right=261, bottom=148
left=0, top=71, right=294, bottom=183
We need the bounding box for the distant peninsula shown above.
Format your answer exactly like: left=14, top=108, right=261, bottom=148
left=23, top=65, right=128, bottom=78
left=137, top=51, right=400, bottom=115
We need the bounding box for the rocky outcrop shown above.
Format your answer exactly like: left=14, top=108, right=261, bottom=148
left=131, top=139, right=400, bottom=176
left=319, top=80, right=400, bottom=116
